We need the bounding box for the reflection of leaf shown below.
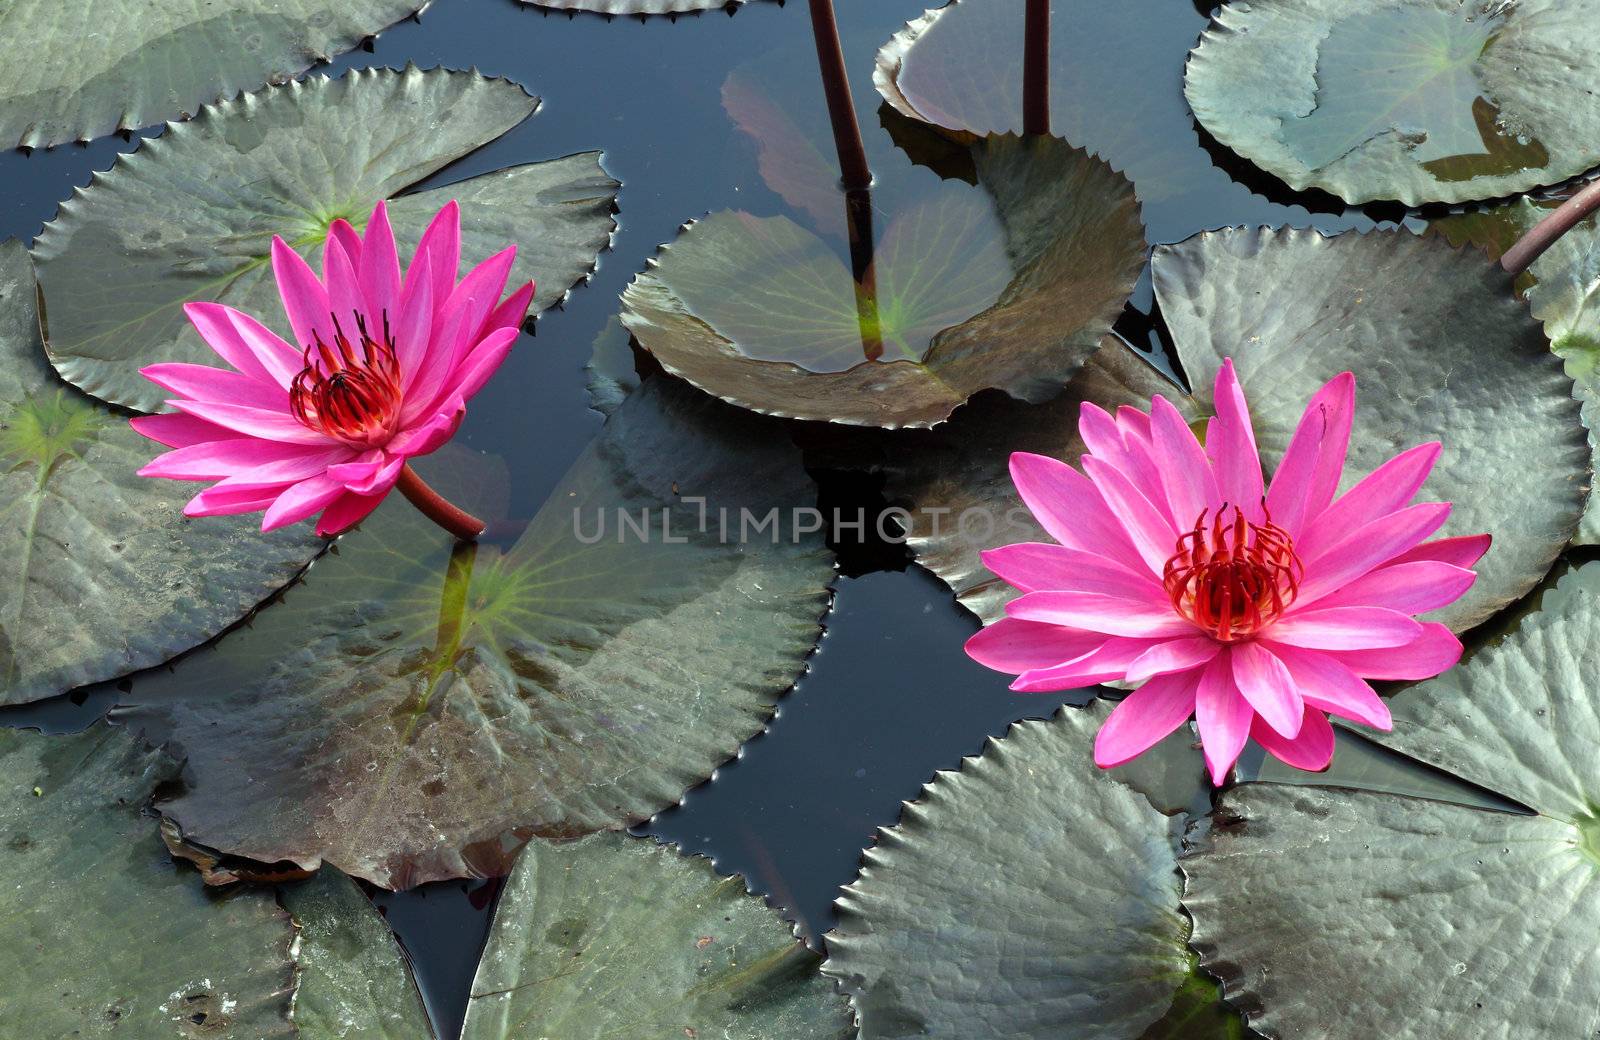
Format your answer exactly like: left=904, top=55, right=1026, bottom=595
left=1184, top=561, right=1600, bottom=1040
left=0, top=0, right=426, bottom=148
left=1186, top=0, right=1600, bottom=204
left=623, top=133, right=1143, bottom=427
left=0, top=241, right=322, bottom=707
left=722, top=66, right=847, bottom=233
left=460, top=834, right=853, bottom=1039
left=824, top=704, right=1242, bottom=1040
left=0, top=725, right=298, bottom=1037
left=1156, top=226, right=1585, bottom=631
left=32, top=65, right=620, bottom=413
left=112, top=377, right=834, bottom=889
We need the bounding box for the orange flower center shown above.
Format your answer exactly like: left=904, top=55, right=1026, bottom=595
left=1164, top=505, right=1302, bottom=643
left=290, top=313, right=403, bottom=447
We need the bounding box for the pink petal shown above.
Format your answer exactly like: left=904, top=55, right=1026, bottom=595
left=1389, top=533, right=1492, bottom=570
left=965, top=617, right=1107, bottom=673
left=437, top=245, right=516, bottom=366
left=1081, top=455, right=1177, bottom=576
left=1304, top=561, right=1477, bottom=616
left=1295, top=501, right=1452, bottom=604
left=1150, top=394, right=1219, bottom=527
left=1230, top=640, right=1302, bottom=738
left=346, top=455, right=404, bottom=496
left=1264, top=642, right=1391, bottom=729
left=1195, top=652, right=1251, bottom=785
left=1267, top=606, right=1424, bottom=651
left=386, top=398, right=463, bottom=458
left=1093, top=667, right=1204, bottom=769
left=1207, top=359, right=1264, bottom=522
left=1009, top=637, right=1166, bottom=692
left=444, top=325, right=519, bottom=405
left=401, top=291, right=475, bottom=424
left=184, top=483, right=289, bottom=517
left=322, top=230, right=366, bottom=347
left=140, top=362, right=289, bottom=411
left=1124, top=636, right=1221, bottom=683
left=359, top=200, right=403, bottom=326
left=1264, top=371, right=1353, bottom=538
left=139, top=439, right=345, bottom=481
left=1297, top=443, right=1441, bottom=559
left=1330, top=622, right=1462, bottom=680
left=170, top=399, right=335, bottom=446
left=482, top=280, right=535, bottom=339
left=182, top=302, right=299, bottom=390
left=130, top=412, right=243, bottom=449
left=271, top=237, right=332, bottom=352
left=980, top=543, right=1164, bottom=601
left=406, top=199, right=461, bottom=319
left=316, top=490, right=387, bottom=536
left=224, top=308, right=305, bottom=389
left=1250, top=706, right=1335, bottom=773
left=1006, top=590, right=1197, bottom=639
left=1007, top=452, right=1143, bottom=570
left=326, top=218, right=364, bottom=272
left=1080, top=403, right=1172, bottom=526
left=395, top=249, right=436, bottom=389
left=261, top=474, right=346, bottom=532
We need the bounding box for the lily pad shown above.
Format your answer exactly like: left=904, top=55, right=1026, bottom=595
left=32, top=64, right=620, bottom=414
left=584, top=315, right=643, bottom=417
left=282, top=871, right=435, bottom=1039
left=880, top=337, right=1188, bottom=624
left=1155, top=225, right=1586, bottom=631
left=460, top=833, right=853, bottom=1038
left=1184, top=0, right=1600, bottom=205
left=621, top=132, right=1143, bottom=428
left=0, top=0, right=426, bottom=149
left=112, top=376, right=835, bottom=889
left=823, top=703, right=1240, bottom=1039
left=0, top=241, right=321, bottom=707
left=513, top=0, right=750, bottom=14
left=0, top=724, right=298, bottom=1037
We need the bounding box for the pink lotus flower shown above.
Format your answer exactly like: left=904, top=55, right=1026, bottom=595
left=132, top=199, right=532, bottom=538
left=966, top=360, right=1489, bottom=784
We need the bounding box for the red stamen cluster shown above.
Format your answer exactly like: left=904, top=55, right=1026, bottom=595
left=1164, top=505, right=1302, bottom=642
left=290, top=312, right=403, bottom=447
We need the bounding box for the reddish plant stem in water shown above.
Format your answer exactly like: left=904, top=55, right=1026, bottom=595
left=807, top=0, right=872, bottom=192
left=396, top=463, right=486, bottom=541
left=845, top=187, right=883, bottom=362
left=1023, top=0, right=1050, bottom=136
left=1502, top=179, right=1600, bottom=278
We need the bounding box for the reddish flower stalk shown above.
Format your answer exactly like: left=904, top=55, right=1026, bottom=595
left=396, top=464, right=485, bottom=541
left=1502, top=179, right=1600, bottom=277
left=1023, top=0, right=1050, bottom=136
left=806, top=0, right=871, bottom=192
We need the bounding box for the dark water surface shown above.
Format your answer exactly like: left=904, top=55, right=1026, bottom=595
left=0, top=0, right=1470, bottom=1035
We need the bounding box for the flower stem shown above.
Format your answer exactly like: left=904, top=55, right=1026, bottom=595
left=807, top=0, right=872, bottom=192
left=1023, top=0, right=1050, bottom=136
left=396, top=463, right=486, bottom=541
left=1501, top=179, right=1600, bottom=278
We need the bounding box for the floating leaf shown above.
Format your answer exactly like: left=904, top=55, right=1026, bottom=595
left=0, top=724, right=297, bottom=1036
left=113, top=376, right=834, bottom=888
left=584, top=316, right=643, bottom=418
left=32, top=65, right=620, bottom=413
left=0, top=0, right=426, bottom=149
left=1185, top=0, right=1600, bottom=205
left=513, top=0, right=750, bottom=15
left=0, top=241, right=321, bottom=706
left=460, top=833, right=853, bottom=1038
left=622, top=133, right=1143, bottom=428
left=824, top=704, right=1240, bottom=1040
left=1155, top=226, right=1586, bottom=631
left=282, top=871, right=435, bottom=1039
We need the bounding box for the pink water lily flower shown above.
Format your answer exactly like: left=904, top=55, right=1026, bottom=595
left=132, top=199, right=532, bottom=539
left=966, top=360, right=1489, bottom=784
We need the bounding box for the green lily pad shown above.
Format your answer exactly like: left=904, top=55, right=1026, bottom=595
left=823, top=703, right=1241, bottom=1039
left=282, top=871, right=435, bottom=1039
left=1155, top=226, right=1586, bottom=631
left=32, top=65, right=620, bottom=414
left=1183, top=563, right=1600, bottom=1039
left=113, top=376, right=834, bottom=889
left=621, top=132, right=1143, bottom=428
left=0, top=0, right=426, bottom=149
left=880, top=337, right=1187, bottom=624
left=460, top=833, right=853, bottom=1038
left=1184, top=0, right=1600, bottom=205
left=0, top=724, right=298, bottom=1037
left=0, top=241, right=321, bottom=706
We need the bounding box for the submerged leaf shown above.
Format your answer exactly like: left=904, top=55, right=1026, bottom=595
left=33, top=65, right=619, bottom=413
left=1185, top=0, right=1600, bottom=204
left=112, top=377, right=834, bottom=888
left=0, top=725, right=297, bottom=1037
left=460, top=834, right=853, bottom=1039
left=0, top=0, right=426, bottom=148
left=823, top=703, right=1240, bottom=1040
left=0, top=241, right=321, bottom=707
left=622, top=133, right=1143, bottom=427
